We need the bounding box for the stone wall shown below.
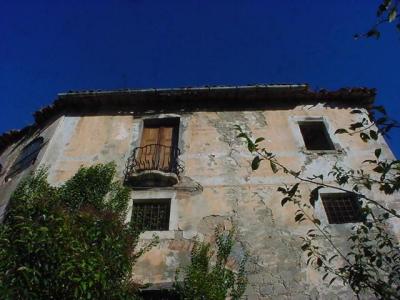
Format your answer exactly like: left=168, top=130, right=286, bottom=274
left=0, top=104, right=397, bottom=299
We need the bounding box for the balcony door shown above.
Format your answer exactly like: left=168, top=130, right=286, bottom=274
left=138, top=119, right=179, bottom=172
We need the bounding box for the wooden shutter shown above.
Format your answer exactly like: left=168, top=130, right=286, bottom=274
left=158, top=127, right=174, bottom=171
left=138, top=124, right=175, bottom=171
left=138, top=127, right=159, bottom=169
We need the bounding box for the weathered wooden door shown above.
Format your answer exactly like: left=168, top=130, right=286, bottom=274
left=158, top=127, right=174, bottom=171
left=138, top=126, right=174, bottom=171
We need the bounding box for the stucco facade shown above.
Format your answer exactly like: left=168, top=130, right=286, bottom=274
left=0, top=85, right=397, bottom=299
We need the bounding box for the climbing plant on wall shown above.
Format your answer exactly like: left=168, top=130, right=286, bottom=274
left=0, top=163, right=154, bottom=299
left=236, top=106, right=400, bottom=299
left=174, top=225, right=248, bottom=300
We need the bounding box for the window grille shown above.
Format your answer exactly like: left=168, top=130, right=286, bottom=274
left=321, top=193, right=363, bottom=224
left=298, top=121, right=335, bottom=151
left=6, top=137, right=44, bottom=180
left=131, top=199, right=170, bottom=231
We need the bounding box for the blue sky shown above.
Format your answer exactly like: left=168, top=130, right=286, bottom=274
left=0, top=1, right=399, bottom=157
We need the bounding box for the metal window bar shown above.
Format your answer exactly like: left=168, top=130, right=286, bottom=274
left=131, top=200, right=170, bottom=231
left=321, top=194, right=363, bottom=224
left=125, top=144, right=183, bottom=178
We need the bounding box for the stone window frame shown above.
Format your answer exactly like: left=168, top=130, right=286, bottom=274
left=131, top=198, right=171, bottom=231
left=134, top=114, right=185, bottom=156
left=289, top=116, right=343, bottom=154
left=314, top=188, right=365, bottom=228
left=126, top=190, right=178, bottom=239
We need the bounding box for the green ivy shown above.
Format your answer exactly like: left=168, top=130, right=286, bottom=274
left=0, top=163, right=142, bottom=299
left=174, top=226, right=248, bottom=300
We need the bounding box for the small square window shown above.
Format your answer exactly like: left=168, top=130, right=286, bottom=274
left=131, top=199, right=171, bottom=231
left=321, top=193, right=363, bottom=224
left=298, top=121, right=335, bottom=151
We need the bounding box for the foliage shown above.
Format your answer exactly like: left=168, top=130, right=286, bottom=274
left=174, top=226, right=248, bottom=300
left=355, top=0, right=400, bottom=39
left=235, top=106, right=400, bottom=299
left=0, top=163, right=147, bottom=299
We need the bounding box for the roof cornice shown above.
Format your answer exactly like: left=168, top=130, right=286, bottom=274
left=0, top=84, right=376, bottom=154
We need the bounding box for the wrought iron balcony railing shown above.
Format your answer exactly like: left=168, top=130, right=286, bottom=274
left=125, top=144, right=183, bottom=180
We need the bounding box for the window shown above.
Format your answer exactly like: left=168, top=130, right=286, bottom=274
left=137, top=118, right=180, bottom=172
left=298, top=121, right=335, bottom=151
left=321, top=193, right=363, bottom=224
left=131, top=199, right=171, bottom=231
left=6, top=137, right=44, bottom=180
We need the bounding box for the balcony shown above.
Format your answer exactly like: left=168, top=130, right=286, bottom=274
left=124, top=144, right=183, bottom=187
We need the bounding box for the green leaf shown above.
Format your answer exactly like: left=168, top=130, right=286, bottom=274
left=389, top=8, right=397, bottom=22
left=328, top=254, right=338, bottom=263
left=334, top=128, right=348, bottom=134
left=328, top=277, right=336, bottom=286
left=377, top=259, right=383, bottom=268
left=370, top=130, right=378, bottom=140
left=301, top=243, right=309, bottom=251
left=277, top=187, right=287, bottom=194
left=233, top=125, right=242, bottom=131
left=255, top=137, right=265, bottom=144
left=360, top=132, right=370, bottom=142
left=281, top=197, right=291, bottom=206
left=309, top=186, right=322, bottom=207
left=38, top=227, right=49, bottom=232
left=288, top=183, right=299, bottom=197
left=374, top=148, right=382, bottom=158
left=373, top=165, right=384, bottom=173
left=295, top=213, right=304, bottom=222
left=316, top=258, right=322, bottom=267
left=350, top=122, right=364, bottom=130
left=270, top=161, right=278, bottom=173
left=366, top=28, right=381, bottom=39
left=251, top=156, right=262, bottom=171
left=247, top=140, right=256, bottom=153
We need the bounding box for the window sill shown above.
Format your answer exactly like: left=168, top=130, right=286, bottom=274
left=302, top=148, right=344, bottom=155
left=139, top=230, right=176, bottom=240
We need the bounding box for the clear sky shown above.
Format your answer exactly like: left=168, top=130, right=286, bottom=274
left=0, top=1, right=398, bottom=157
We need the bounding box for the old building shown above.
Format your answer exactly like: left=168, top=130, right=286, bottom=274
left=0, top=84, right=397, bottom=299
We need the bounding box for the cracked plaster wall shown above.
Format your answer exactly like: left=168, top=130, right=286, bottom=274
left=0, top=117, right=62, bottom=221
left=0, top=105, right=398, bottom=299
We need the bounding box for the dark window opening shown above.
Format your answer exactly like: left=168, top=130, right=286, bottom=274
left=298, top=121, right=335, bottom=151
left=6, top=137, right=44, bottom=180
left=321, top=193, right=363, bottom=224
left=140, top=289, right=179, bottom=300
left=131, top=199, right=171, bottom=231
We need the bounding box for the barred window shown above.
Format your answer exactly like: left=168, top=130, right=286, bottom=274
left=6, top=137, right=44, bottom=180
left=321, top=193, right=363, bottom=224
left=298, top=121, right=335, bottom=151
left=131, top=199, right=170, bottom=231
